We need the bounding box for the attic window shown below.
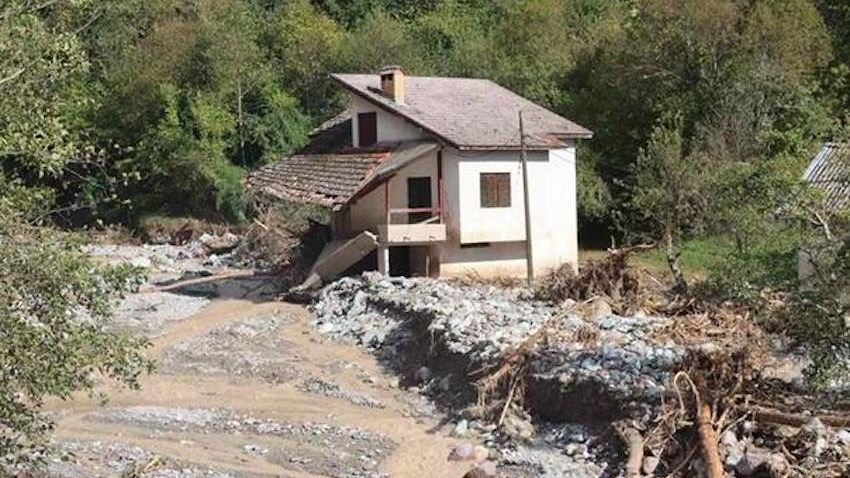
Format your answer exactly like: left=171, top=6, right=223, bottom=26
left=358, top=112, right=377, bottom=147
left=480, top=173, right=511, bottom=208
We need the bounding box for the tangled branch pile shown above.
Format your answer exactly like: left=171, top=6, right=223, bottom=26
left=534, top=244, right=655, bottom=314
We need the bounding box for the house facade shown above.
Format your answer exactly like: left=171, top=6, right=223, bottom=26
left=249, top=67, right=593, bottom=282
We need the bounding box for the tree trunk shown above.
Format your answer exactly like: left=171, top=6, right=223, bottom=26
left=664, top=225, right=687, bottom=294
left=615, top=422, right=644, bottom=478
left=696, top=403, right=724, bottom=478
left=237, top=73, right=245, bottom=167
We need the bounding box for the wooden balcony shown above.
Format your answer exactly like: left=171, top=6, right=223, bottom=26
left=378, top=207, right=447, bottom=245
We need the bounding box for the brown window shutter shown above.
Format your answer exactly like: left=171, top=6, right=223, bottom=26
left=497, top=173, right=511, bottom=207
left=358, top=112, right=377, bottom=147
left=480, top=173, right=511, bottom=208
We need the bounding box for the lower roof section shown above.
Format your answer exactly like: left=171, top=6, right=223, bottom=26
left=247, top=140, right=440, bottom=209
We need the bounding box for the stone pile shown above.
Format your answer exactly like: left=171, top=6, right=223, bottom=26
left=88, top=406, right=396, bottom=478
left=312, top=273, right=684, bottom=407
left=313, top=273, right=555, bottom=361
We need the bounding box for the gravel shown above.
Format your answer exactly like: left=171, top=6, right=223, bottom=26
left=87, top=406, right=397, bottom=478
left=313, top=273, right=554, bottom=361
left=160, top=311, right=306, bottom=383
left=40, top=439, right=253, bottom=478
left=297, top=377, right=386, bottom=409
left=109, top=292, right=210, bottom=337
left=310, top=273, right=693, bottom=477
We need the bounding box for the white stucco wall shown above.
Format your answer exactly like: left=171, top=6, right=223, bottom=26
left=348, top=150, right=439, bottom=232
left=349, top=95, right=426, bottom=146
left=436, top=145, right=578, bottom=278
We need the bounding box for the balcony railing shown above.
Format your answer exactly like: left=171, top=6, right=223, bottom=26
left=378, top=206, right=446, bottom=244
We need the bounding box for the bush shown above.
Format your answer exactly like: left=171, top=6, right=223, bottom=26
left=704, top=228, right=800, bottom=305
left=782, top=216, right=850, bottom=386
left=0, top=211, right=153, bottom=470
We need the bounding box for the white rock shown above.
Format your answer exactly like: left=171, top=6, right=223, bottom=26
left=452, top=419, right=470, bottom=437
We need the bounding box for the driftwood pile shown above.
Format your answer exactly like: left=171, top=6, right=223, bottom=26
left=471, top=247, right=850, bottom=478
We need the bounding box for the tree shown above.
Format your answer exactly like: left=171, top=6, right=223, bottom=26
left=0, top=206, right=153, bottom=470
left=0, top=2, right=153, bottom=469
left=630, top=114, right=705, bottom=292
left=267, top=0, right=347, bottom=117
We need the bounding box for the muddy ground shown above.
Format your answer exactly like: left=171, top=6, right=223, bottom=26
left=41, top=271, right=479, bottom=478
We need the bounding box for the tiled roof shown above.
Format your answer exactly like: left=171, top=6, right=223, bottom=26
left=248, top=152, right=387, bottom=208
left=247, top=140, right=440, bottom=208
left=804, top=142, right=850, bottom=212
left=331, top=74, right=593, bottom=150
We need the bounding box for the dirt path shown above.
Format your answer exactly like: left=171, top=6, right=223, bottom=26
left=46, top=297, right=474, bottom=478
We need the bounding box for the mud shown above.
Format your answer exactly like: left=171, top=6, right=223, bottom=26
left=44, top=263, right=476, bottom=478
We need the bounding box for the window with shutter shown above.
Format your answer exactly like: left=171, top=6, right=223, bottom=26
left=358, top=112, right=377, bottom=147
left=480, top=173, right=511, bottom=208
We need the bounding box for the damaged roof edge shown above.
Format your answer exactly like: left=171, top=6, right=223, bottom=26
left=347, top=141, right=441, bottom=204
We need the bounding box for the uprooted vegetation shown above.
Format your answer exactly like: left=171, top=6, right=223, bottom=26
left=311, top=246, right=850, bottom=477
left=534, top=244, right=657, bottom=314
left=242, top=196, right=330, bottom=276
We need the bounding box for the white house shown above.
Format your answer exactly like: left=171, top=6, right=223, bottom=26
left=249, top=67, right=593, bottom=282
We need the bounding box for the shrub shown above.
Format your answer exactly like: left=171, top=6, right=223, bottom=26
left=0, top=210, right=153, bottom=470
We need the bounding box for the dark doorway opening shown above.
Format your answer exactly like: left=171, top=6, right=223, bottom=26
left=390, top=246, right=411, bottom=276
left=407, top=176, right=432, bottom=223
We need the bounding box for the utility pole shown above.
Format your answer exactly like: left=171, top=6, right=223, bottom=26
left=519, top=111, right=534, bottom=285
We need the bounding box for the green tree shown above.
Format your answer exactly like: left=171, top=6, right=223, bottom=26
left=267, top=0, right=347, bottom=117
left=0, top=2, right=153, bottom=469
left=630, top=114, right=706, bottom=292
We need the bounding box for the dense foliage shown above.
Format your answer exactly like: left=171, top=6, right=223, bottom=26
left=0, top=1, right=154, bottom=469
left=2, top=0, right=843, bottom=227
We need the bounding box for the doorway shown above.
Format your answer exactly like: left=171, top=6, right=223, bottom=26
left=407, top=176, right=433, bottom=224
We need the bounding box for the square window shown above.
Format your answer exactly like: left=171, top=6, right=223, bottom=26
left=480, top=172, right=511, bottom=208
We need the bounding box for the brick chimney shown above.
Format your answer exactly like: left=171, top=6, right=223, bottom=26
left=380, top=66, right=405, bottom=104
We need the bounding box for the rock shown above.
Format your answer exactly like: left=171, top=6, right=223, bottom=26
left=735, top=452, right=766, bottom=476
left=452, top=420, right=470, bottom=438
left=473, top=445, right=490, bottom=461
left=642, top=456, right=660, bottom=475
left=242, top=444, right=268, bottom=455
left=803, top=417, right=827, bottom=436
left=691, top=458, right=707, bottom=478
left=802, top=417, right=828, bottom=457
left=764, top=454, right=791, bottom=476
left=463, top=460, right=497, bottom=478
left=201, top=233, right=240, bottom=254
left=449, top=443, right=476, bottom=461
left=415, top=366, right=432, bottom=383
left=129, top=256, right=152, bottom=269
left=837, top=429, right=850, bottom=447
left=720, top=430, right=739, bottom=448
left=564, top=443, right=583, bottom=456
left=501, top=414, right=535, bottom=441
